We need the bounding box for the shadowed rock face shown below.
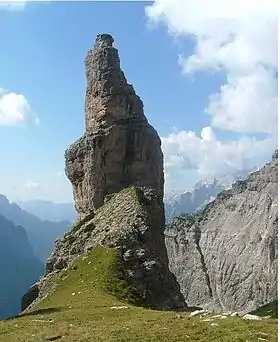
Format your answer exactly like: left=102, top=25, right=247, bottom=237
left=166, top=150, right=278, bottom=314
left=65, top=34, right=164, bottom=216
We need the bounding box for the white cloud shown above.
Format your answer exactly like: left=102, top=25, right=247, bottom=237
left=0, top=0, right=48, bottom=11
left=0, top=172, right=73, bottom=202
left=0, top=89, right=39, bottom=126
left=0, top=0, right=47, bottom=11
left=0, top=0, right=26, bottom=10
left=146, top=0, right=277, bottom=191
left=161, top=128, right=276, bottom=191
left=22, top=180, right=40, bottom=191
left=206, top=67, right=277, bottom=134
left=201, top=126, right=216, bottom=141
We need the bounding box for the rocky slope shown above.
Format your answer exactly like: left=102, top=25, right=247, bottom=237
left=0, top=194, right=71, bottom=262
left=165, top=150, right=278, bottom=314
left=21, top=34, right=186, bottom=312
left=0, top=213, right=43, bottom=319
left=164, top=169, right=252, bottom=223
left=23, top=187, right=185, bottom=311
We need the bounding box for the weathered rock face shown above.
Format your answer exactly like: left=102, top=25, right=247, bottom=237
left=21, top=34, right=186, bottom=312
left=24, top=187, right=186, bottom=311
left=166, top=151, right=278, bottom=314
left=65, top=34, right=163, bottom=216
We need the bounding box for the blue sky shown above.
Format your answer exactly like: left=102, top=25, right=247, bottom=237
left=0, top=1, right=277, bottom=202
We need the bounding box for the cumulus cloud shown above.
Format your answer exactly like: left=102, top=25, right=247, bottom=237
left=205, top=67, right=277, bottom=134
left=201, top=126, right=216, bottom=141
left=0, top=89, right=39, bottom=126
left=162, top=128, right=274, bottom=177
left=146, top=0, right=277, bottom=191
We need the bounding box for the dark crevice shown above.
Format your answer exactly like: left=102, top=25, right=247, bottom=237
left=265, top=193, right=273, bottom=211
left=193, top=225, right=213, bottom=298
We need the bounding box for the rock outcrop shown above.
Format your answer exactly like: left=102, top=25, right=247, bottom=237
left=26, top=187, right=185, bottom=311
left=65, top=34, right=163, bottom=217
left=166, top=150, right=278, bottom=314
left=21, top=34, right=186, bottom=312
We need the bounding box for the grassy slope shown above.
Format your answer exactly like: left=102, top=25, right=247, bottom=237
left=0, top=247, right=277, bottom=342
left=250, top=301, right=278, bottom=319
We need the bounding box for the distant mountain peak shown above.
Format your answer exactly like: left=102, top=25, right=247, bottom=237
left=164, top=168, right=254, bottom=223
left=16, top=199, right=77, bottom=223
left=0, top=212, right=43, bottom=318
left=0, top=194, right=72, bottom=262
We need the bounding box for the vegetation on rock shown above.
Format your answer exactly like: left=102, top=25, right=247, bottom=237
left=0, top=246, right=277, bottom=341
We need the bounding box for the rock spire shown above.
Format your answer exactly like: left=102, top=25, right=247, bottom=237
left=21, top=34, right=187, bottom=312
left=65, top=33, right=164, bottom=216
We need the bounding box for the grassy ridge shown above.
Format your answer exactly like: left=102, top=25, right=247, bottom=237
left=0, top=247, right=277, bottom=342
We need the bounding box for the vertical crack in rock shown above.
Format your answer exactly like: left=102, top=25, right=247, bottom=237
left=193, top=224, right=213, bottom=298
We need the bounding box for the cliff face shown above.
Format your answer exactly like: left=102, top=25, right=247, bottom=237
left=65, top=34, right=163, bottom=217
left=22, top=34, right=186, bottom=312
left=166, top=151, right=278, bottom=314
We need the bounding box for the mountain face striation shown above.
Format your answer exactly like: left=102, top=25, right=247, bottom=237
left=165, top=150, right=278, bottom=314
left=0, top=213, right=43, bottom=319
left=22, top=34, right=186, bottom=312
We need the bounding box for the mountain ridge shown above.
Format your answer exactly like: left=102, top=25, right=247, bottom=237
left=165, top=150, right=278, bottom=314
left=16, top=199, right=77, bottom=223
left=0, top=194, right=71, bottom=262
left=164, top=168, right=254, bottom=223
left=0, top=213, right=43, bottom=319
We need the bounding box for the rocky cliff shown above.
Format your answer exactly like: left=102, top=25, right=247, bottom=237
left=21, top=34, right=186, bottom=312
left=166, top=150, right=278, bottom=314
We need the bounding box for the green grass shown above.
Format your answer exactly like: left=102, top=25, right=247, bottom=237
left=250, top=301, right=278, bottom=319
left=0, top=247, right=277, bottom=342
